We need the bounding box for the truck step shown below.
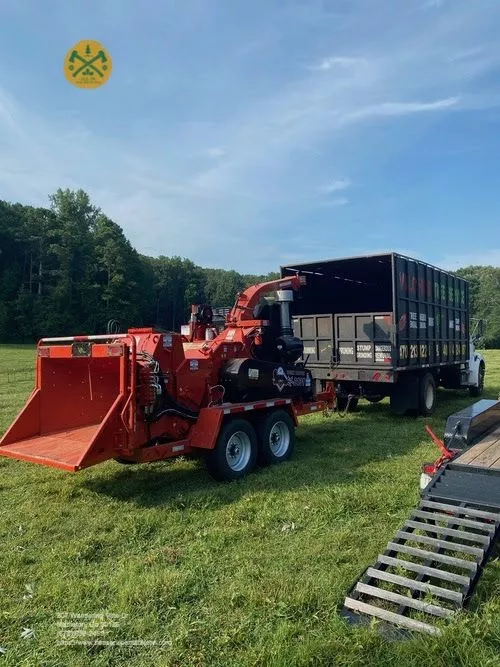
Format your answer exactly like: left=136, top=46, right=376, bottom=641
left=341, top=485, right=500, bottom=636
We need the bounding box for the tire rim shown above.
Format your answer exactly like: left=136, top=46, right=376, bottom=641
left=425, top=382, right=435, bottom=410
left=269, top=421, right=290, bottom=457
left=225, top=431, right=252, bottom=472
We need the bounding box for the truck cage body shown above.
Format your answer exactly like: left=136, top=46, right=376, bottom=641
left=282, top=252, right=469, bottom=384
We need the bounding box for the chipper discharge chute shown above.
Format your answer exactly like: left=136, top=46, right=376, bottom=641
left=0, top=335, right=136, bottom=471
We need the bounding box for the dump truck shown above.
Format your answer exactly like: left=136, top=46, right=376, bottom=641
left=0, top=275, right=334, bottom=480
left=342, top=398, right=500, bottom=636
left=282, top=253, right=485, bottom=415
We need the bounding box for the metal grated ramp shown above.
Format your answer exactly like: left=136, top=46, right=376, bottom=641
left=342, top=486, right=500, bottom=636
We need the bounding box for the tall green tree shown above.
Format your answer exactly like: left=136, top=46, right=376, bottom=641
left=91, top=214, right=145, bottom=330
left=148, top=256, right=205, bottom=330
left=46, top=189, right=99, bottom=332
left=203, top=268, right=244, bottom=308
left=456, top=266, right=500, bottom=347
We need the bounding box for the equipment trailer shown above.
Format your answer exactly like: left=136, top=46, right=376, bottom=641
left=342, top=399, right=500, bottom=635
left=0, top=275, right=333, bottom=481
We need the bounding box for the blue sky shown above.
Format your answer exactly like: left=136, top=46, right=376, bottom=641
left=0, top=0, right=499, bottom=274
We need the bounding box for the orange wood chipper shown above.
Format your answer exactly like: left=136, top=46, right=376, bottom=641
left=0, top=275, right=333, bottom=481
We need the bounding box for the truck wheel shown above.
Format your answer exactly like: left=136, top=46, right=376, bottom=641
left=469, top=362, right=485, bottom=397
left=419, top=373, right=437, bottom=416
left=365, top=395, right=383, bottom=403
left=258, top=409, right=295, bottom=465
left=336, top=396, right=359, bottom=412
left=206, top=418, right=257, bottom=482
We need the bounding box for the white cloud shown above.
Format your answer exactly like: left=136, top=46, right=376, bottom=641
left=317, top=179, right=351, bottom=195
left=446, top=46, right=484, bottom=63
left=207, top=147, right=225, bottom=158
left=344, top=97, right=460, bottom=123
left=310, top=56, right=368, bottom=71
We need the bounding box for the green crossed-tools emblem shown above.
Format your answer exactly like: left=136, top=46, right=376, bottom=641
left=68, top=50, right=108, bottom=78
left=64, top=40, right=112, bottom=88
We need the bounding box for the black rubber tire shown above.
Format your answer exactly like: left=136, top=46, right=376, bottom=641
left=258, top=409, right=295, bottom=466
left=419, top=372, right=437, bottom=416
left=205, top=418, right=257, bottom=482
left=114, top=457, right=138, bottom=465
left=365, top=395, right=383, bottom=403
left=336, top=396, right=359, bottom=412
left=469, top=362, right=485, bottom=397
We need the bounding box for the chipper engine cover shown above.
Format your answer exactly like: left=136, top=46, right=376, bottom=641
left=221, top=358, right=313, bottom=402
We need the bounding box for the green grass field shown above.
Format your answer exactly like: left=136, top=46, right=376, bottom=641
left=1, top=347, right=499, bottom=666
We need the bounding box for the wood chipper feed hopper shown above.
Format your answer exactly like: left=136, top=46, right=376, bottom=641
left=0, top=335, right=136, bottom=471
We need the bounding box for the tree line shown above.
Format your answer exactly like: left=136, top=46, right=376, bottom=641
left=0, top=189, right=277, bottom=342
left=0, top=189, right=498, bottom=346
left=455, top=266, right=500, bottom=348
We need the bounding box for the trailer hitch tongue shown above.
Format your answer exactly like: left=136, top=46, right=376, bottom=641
left=0, top=335, right=136, bottom=472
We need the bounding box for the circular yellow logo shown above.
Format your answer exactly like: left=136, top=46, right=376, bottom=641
left=64, top=40, right=112, bottom=89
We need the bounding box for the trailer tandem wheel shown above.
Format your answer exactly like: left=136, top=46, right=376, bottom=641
left=205, top=418, right=258, bottom=482
left=258, top=409, right=295, bottom=466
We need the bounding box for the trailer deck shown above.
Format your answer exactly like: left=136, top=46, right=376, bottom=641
left=341, top=400, right=500, bottom=636
left=455, top=425, right=500, bottom=469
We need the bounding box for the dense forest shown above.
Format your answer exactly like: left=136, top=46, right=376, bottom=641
left=455, top=265, right=500, bottom=347
left=0, top=189, right=499, bottom=346
left=0, top=189, right=277, bottom=342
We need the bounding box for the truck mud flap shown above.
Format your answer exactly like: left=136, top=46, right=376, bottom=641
left=389, top=373, right=419, bottom=415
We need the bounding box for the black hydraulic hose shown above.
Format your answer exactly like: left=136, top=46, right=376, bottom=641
left=163, top=390, right=199, bottom=418
left=146, top=389, right=200, bottom=423
left=141, top=355, right=201, bottom=423
left=149, top=408, right=198, bottom=422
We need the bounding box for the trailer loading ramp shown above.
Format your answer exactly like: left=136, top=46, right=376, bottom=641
left=341, top=408, right=500, bottom=636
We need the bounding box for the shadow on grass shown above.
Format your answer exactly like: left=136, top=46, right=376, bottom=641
left=82, top=414, right=415, bottom=508
left=82, top=386, right=500, bottom=509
